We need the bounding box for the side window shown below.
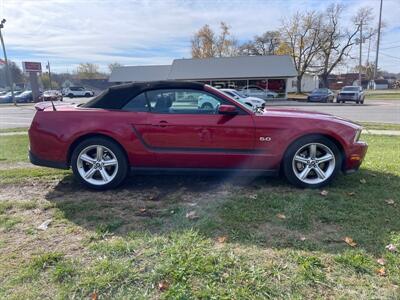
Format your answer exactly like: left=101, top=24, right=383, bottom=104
left=146, top=89, right=232, bottom=114
left=122, top=92, right=149, bottom=112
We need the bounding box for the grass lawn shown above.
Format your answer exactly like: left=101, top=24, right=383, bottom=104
left=365, top=90, right=400, bottom=100
left=360, top=122, right=400, bottom=131
left=0, top=127, right=28, bottom=133
left=0, top=133, right=399, bottom=298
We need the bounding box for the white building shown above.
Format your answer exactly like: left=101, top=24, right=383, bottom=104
left=286, top=74, right=319, bottom=93
left=110, top=55, right=298, bottom=99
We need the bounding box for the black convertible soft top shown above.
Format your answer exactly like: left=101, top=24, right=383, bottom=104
left=83, top=81, right=205, bottom=109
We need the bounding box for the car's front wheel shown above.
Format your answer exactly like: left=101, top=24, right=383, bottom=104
left=71, top=137, right=128, bottom=190
left=283, top=135, right=342, bottom=188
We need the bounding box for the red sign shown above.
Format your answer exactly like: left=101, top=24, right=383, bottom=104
left=22, top=61, right=42, bottom=73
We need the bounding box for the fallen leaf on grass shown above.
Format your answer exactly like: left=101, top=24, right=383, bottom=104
left=158, top=281, right=169, bottom=291
left=90, top=291, right=98, bottom=300
left=186, top=211, right=199, bottom=220
left=385, top=244, right=397, bottom=252
left=248, top=194, right=257, bottom=199
left=347, top=192, right=356, bottom=196
left=385, top=199, right=395, bottom=205
left=376, top=267, right=386, bottom=276
left=343, top=236, right=357, bottom=247
left=360, top=179, right=367, bottom=184
left=377, top=258, right=386, bottom=266
left=276, top=213, right=286, bottom=220
left=37, top=219, right=52, bottom=231
left=300, top=236, right=307, bottom=241
left=139, top=208, right=147, bottom=213
left=217, top=236, right=228, bottom=243
left=320, top=190, right=329, bottom=196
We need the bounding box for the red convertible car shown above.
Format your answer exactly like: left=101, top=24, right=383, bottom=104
left=28, top=81, right=367, bottom=190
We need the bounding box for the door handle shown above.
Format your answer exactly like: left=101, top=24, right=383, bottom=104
left=153, top=120, right=168, bottom=128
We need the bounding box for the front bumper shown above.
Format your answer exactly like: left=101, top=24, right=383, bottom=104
left=29, top=151, right=69, bottom=169
left=338, top=96, right=358, bottom=101
left=343, top=141, right=368, bottom=172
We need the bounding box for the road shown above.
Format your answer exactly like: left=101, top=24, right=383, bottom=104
left=0, top=98, right=399, bottom=129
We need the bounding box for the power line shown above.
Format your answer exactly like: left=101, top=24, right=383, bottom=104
left=380, top=52, right=400, bottom=61
left=380, top=45, right=400, bottom=50
left=381, top=39, right=400, bottom=45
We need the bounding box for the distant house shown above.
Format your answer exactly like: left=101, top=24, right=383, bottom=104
left=110, top=55, right=298, bottom=98
left=286, top=74, right=319, bottom=93
left=371, top=79, right=389, bottom=90
left=326, top=73, right=367, bottom=90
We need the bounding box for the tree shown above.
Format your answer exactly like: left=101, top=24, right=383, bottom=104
left=40, top=73, right=59, bottom=89
left=352, top=62, right=380, bottom=81
left=76, top=63, right=101, bottom=79
left=0, top=61, right=25, bottom=88
left=317, top=5, right=374, bottom=88
left=281, top=11, right=323, bottom=93
left=108, top=62, right=122, bottom=74
left=191, top=22, right=238, bottom=58
left=239, top=31, right=281, bottom=55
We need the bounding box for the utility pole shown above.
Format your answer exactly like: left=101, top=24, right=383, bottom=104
left=358, top=21, right=363, bottom=87
left=0, top=19, right=15, bottom=106
left=46, top=61, right=52, bottom=89
left=373, top=0, right=383, bottom=80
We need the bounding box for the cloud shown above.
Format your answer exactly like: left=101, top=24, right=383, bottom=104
left=1, top=0, right=400, bottom=73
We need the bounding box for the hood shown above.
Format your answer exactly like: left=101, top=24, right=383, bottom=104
left=258, top=108, right=360, bottom=128
left=245, top=96, right=265, bottom=102
left=339, top=91, right=357, bottom=94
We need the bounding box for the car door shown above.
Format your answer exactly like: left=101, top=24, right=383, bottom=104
left=135, top=88, right=257, bottom=169
left=77, top=87, right=85, bottom=97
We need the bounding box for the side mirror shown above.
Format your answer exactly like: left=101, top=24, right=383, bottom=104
left=218, top=104, right=238, bottom=115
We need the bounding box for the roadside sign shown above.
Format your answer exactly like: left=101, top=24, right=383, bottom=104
left=22, top=61, right=42, bottom=73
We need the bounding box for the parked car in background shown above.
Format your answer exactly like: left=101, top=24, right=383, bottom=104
left=307, top=88, right=335, bottom=103
left=63, top=86, right=94, bottom=98
left=220, top=88, right=265, bottom=109
left=15, top=90, right=33, bottom=103
left=240, top=86, right=278, bottom=99
left=0, top=91, right=22, bottom=103
left=40, top=90, right=63, bottom=102
left=29, top=81, right=367, bottom=190
left=337, top=86, right=365, bottom=104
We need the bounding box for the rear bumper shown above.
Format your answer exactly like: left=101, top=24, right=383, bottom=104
left=29, top=151, right=69, bottom=169
left=343, top=141, right=368, bottom=172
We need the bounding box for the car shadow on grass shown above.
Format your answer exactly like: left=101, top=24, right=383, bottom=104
left=45, top=169, right=400, bottom=256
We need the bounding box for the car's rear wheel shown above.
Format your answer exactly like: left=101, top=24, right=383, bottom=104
left=71, top=137, right=128, bottom=190
left=85, top=93, right=91, bottom=97
left=68, top=93, right=74, bottom=98
left=283, top=135, right=342, bottom=188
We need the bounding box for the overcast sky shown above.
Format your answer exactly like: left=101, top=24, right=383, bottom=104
left=2, top=0, right=400, bottom=73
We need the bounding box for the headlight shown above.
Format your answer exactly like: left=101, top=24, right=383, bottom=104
left=354, top=128, right=362, bottom=142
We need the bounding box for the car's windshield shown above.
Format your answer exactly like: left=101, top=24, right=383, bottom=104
left=231, top=90, right=245, bottom=98
left=342, top=87, right=359, bottom=91
left=20, top=91, right=31, bottom=96
left=312, top=88, right=328, bottom=94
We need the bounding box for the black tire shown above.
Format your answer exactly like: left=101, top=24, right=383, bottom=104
left=85, top=93, right=91, bottom=97
left=71, top=137, right=128, bottom=190
left=68, top=93, right=74, bottom=98
left=283, top=135, right=342, bottom=189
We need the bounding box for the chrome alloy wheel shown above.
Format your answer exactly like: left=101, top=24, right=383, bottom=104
left=292, top=143, right=335, bottom=185
left=77, top=145, right=118, bottom=186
